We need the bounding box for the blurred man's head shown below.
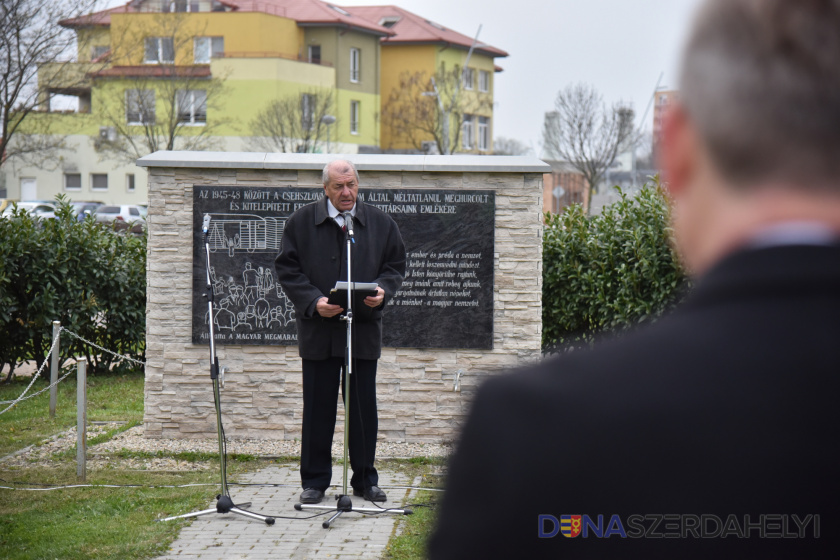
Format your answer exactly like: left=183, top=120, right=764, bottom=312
left=664, top=0, right=840, bottom=273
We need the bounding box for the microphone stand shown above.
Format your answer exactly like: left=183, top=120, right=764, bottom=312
left=295, top=212, right=412, bottom=528
left=159, top=215, right=275, bottom=525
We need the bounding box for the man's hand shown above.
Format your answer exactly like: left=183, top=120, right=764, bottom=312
left=365, top=286, right=385, bottom=308
left=316, top=297, right=343, bottom=317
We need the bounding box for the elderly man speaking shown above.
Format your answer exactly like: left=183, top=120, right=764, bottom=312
left=275, top=159, right=405, bottom=505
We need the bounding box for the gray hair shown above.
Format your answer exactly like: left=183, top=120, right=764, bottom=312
left=679, top=0, right=840, bottom=189
left=322, top=159, right=360, bottom=186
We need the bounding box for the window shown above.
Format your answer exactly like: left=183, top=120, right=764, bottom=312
left=168, top=0, right=200, bottom=12
left=126, top=174, right=136, bottom=193
left=301, top=93, right=315, bottom=130
left=350, top=100, right=360, bottom=135
left=462, top=115, right=474, bottom=150
left=177, top=89, right=207, bottom=125
left=379, top=16, right=400, bottom=28
left=91, top=45, right=109, bottom=61
left=194, top=37, right=224, bottom=63
left=349, top=48, right=360, bottom=83
left=91, top=174, right=108, bottom=191
left=463, top=67, right=475, bottom=90
left=126, top=89, right=155, bottom=125
left=64, top=173, right=82, bottom=191
left=144, top=37, right=175, bottom=64
left=478, top=116, right=490, bottom=151
left=308, top=45, right=321, bottom=64
left=479, top=70, right=490, bottom=93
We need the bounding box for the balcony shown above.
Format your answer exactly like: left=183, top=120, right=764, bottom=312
left=38, top=62, right=106, bottom=96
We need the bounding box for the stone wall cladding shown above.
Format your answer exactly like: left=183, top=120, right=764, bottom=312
left=143, top=165, right=544, bottom=444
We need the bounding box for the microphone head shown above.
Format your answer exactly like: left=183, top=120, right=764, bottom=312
left=202, top=214, right=211, bottom=232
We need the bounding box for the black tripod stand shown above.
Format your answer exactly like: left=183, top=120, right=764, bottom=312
left=159, top=214, right=275, bottom=525
left=295, top=212, right=412, bottom=528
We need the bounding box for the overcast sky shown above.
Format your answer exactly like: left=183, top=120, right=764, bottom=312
left=102, top=0, right=704, bottom=155
left=338, top=0, right=705, bottom=155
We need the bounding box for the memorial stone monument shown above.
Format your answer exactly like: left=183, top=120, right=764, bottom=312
left=139, top=152, right=549, bottom=444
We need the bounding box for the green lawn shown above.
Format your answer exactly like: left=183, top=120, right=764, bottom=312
left=0, top=371, right=216, bottom=560
left=0, top=370, right=444, bottom=560
left=0, top=370, right=144, bottom=457
left=386, top=489, right=439, bottom=559
left=0, top=467, right=217, bottom=560
left=385, top=459, right=444, bottom=560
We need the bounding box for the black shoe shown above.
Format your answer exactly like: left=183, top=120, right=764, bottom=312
left=300, top=488, right=325, bottom=504
left=353, top=485, right=386, bottom=502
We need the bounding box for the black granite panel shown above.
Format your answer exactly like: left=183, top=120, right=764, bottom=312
left=368, top=189, right=495, bottom=349
left=191, top=186, right=495, bottom=349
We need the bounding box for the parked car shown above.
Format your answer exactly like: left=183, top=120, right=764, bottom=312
left=0, top=201, right=57, bottom=218
left=95, top=204, right=147, bottom=233
left=41, top=201, right=104, bottom=222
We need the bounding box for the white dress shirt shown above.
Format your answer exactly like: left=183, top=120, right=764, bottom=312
left=326, top=198, right=357, bottom=229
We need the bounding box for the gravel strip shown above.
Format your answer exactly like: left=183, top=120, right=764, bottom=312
left=97, top=425, right=452, bottom=459
left=1, top=423, right=452, bottom=472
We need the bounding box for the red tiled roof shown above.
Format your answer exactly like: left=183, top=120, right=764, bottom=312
left=62, top=1, right=392, bottom=36
left=60, top=5, right=135, bottom=28
left=227, top=1, right=393, bottom=35
left=91, top=66, right=213, bottom=78
left=347, top=5, right=508, bottom=58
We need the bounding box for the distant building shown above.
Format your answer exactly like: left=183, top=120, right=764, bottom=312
left=542, top=160, right=588, bottom=214
left=3, top=0, right=506, bottom=203
left=347, top=5, right=507, bottom=154
left=652, top=89, right=679, bottom=169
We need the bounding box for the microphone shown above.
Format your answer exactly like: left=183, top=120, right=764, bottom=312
left=202, top=214, right=211, bottom=234
left=343, top=212, right=354, bottom=237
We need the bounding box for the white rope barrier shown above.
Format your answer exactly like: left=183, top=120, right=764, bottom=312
left=60, top=328, right=147, bottom=367
left=0, top=325, right=145, bottom=415
left=0, top=331, right=66, bottom=413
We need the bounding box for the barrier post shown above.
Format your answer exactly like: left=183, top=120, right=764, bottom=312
left=49, top=321, right=60, bottom=418
left=76, top=361, right=86, bottom=482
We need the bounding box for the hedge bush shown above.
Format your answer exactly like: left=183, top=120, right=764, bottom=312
left=542, top=180, right=689, bottom=352
left=0, top=197, right=146, bottom=378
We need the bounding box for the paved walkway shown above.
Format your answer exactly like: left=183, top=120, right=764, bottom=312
left=156, top=464, right=419, bottom=559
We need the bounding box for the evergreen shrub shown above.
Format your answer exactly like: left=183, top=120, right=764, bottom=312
left=542, top=180, right=689, bottom=352
left=0, top=197, right=146, bottom=378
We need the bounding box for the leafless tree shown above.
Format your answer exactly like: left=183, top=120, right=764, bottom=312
left=542, top=83, right=635, bottom=213
left=94, top=12, right=229, bottom=163
left=246, top=87, right=338, bottom=153
left=493, top=136, right=533, bottom=156
left=0, top=0, right=101, bottom=170
left=381, top=64, right=492, bottom=155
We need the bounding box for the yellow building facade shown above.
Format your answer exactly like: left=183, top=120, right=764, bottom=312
left=347, top=5, right=507, bottom=154
left=4, top=1, right=506, bottom=204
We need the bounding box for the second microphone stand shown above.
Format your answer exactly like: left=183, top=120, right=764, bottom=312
left=159, top=216, right=275, bottom=525
left=295, top=213, right=412, bottom=528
